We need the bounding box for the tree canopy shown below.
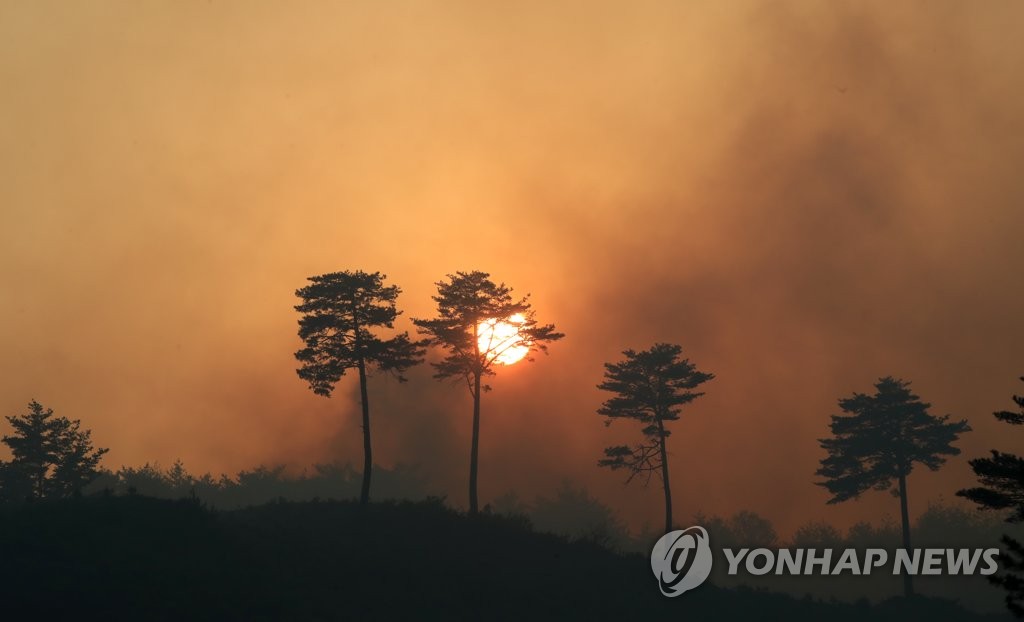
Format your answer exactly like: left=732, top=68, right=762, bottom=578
left=817, top=377, right=971, bottom=504
left=295, top=270, right=424, bottom=396
left=413, top=270, right=562, bottom=394
left=817, top=376, right=970, bottom=597
left=959, top=377, right=1024, bottom=521
left=1, top=400, right=108, bottom=501
left=959, top=377, right=1024, bottom=617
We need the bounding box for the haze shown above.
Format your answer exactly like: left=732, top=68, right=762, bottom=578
left=2, top=1, right=1022, bottom=534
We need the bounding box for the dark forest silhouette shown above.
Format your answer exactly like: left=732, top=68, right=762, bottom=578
left=0, top=431, right=1019, bottom=618
left=86, top=460, right=434, bottom=508
left=2, top=494, right=1010, bottom=621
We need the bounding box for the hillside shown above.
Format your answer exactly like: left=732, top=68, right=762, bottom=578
left=0, top=496, right=1010, bottom=621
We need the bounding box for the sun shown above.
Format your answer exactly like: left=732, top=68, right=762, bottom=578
left=478, top=313, right=530, bottom=365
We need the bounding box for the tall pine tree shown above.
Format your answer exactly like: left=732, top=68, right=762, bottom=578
left=596, top=343, right=713, bottom=534
left=817, top=377, right=970, bottom=597
left=413, top=271, right=562, bottom=515
left=295, top=270, right=424, bottom=504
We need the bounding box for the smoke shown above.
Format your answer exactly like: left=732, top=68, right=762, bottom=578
left=1, top=1, right=1022, bottom=533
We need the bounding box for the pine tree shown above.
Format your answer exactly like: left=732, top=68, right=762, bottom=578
left=958, top=377, right=1024, bottom=617
left=295, top=270, right=425, bottom=504
left=817, top=377, right=970, bottom=597
left=413, top=271, right=562, bottom=514
left=49, top=417, right=109, bottom=497
left=596, top=343, right=713, bottom=534
left=0, top=400, right=108, bottom=501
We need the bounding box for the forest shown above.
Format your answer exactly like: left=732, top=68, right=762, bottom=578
left=1, top=269, right=1022, bottom=620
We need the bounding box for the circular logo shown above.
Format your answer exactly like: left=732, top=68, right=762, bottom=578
left=650, top=526, right=713, bottom=597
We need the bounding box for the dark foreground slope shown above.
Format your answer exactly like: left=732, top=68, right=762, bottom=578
left=0, top=496, right=1009, bottom=621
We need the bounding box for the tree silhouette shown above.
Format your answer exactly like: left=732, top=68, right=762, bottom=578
left=0, top=400, right=108, bottom=501
left=817, top=377, right=970, bottom=597
left=295, top=271, right=425, bottom=505
left=958, top=376, right=1024, bottom=617
left=413, top=271, right=562, bottom=515
left=596, top=343, right=713, bottom=534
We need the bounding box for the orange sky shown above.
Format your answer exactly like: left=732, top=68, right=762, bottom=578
left=2, top=1, right=1023, bottom=535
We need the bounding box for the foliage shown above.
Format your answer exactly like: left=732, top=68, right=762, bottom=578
left=0, top=400, right=107, bottom=502
left=597, top=343, right=714, bottom=481
left=84, top=460, right=433, bottom=509
left=596, top=343, right=713, bottom=532
left=294, top=270, right=424, bottom=396
left=413, top=270, right=562, bottom=392
left=817, top=377, right=970, bottom=597
left=413, top=270, right=562, bottom=513
left=817, top=377, right=971, bottom=504
left=959, top=376, right=1024, bottom=617
left=294, top=270, right=424, bottom=504
left=959, top=377, right=1024, bottom=522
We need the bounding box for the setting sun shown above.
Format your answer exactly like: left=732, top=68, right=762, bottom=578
left=478, top=313, right=529, bottom=365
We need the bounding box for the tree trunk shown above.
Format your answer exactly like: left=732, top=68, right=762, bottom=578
left=898, top=471, right=914, bottom=597
left=352, top=307, right=372, bottom=506
left=469, top=372, right=481, bottom=515
left=657, top=418, right=673, bottom=534
left=357, top=356, right=372, bottom=505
